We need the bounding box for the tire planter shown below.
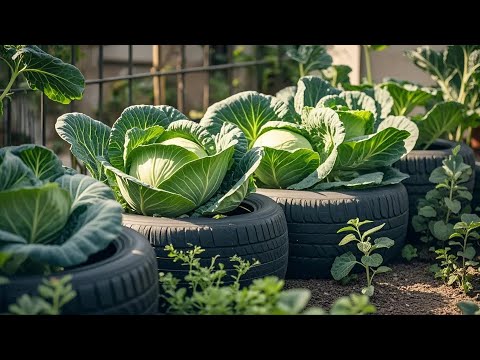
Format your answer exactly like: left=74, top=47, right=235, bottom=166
left=0, top=227, right=159, bottom=315
left=122, top=193, right=289, bottom=287
left=393, top=139, right=475, bottom=240
left=257, top=184, right=408, bottom=279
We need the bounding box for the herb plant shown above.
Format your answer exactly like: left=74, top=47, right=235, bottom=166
left=7, top=275, right=76, bottom=315
left=331, top=218, right=395, bottom=296
left=160, top=244, right=376, bottom=315
left=412, top=145, right=473, bottom=244
left=0, top=45, right=85, bottom=116
left=0, top=144, right=122, bottom=275
left=458, top=301, right=480, bottom=315
left=401, top=244, right=418, bottom=262
left=56, top=105, right=262, bottom=217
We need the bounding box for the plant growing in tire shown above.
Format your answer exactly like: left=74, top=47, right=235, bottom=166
left=0, top=144, right=159, bottom=314
left=56, top=105, right=290, bottom=285
left=199, top=78, right=416, bottom=278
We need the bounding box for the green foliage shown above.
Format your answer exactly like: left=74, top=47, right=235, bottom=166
left=8, top=275, right=76, bottom=315
left=406, top=45, right=480, bottom=144
left=0, top=45, right=85, bottom=116
left=0, top=144, right=122, bottom=275
left=331, top=218, right=394, bottom=296
left=401, top=244, right=418, bottom=261
left=457, top=301, right=480, bottom=315
left=160, top=244, right=375, bottom=315
left=413, top=146, right=478, bottom=293
left=363, top=45, right=390, bottom=85
left=56, top=105, right=263, bottom=217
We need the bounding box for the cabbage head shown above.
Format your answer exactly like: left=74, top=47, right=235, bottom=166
left=56, top=105, right=263, bottom=217
left=0, top=144, right=122, bottom=275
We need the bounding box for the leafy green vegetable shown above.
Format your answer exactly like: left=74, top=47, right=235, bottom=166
left=0, top=145, right=122, bottom=275
left=381, top=80, right=437, bottom=116
left=0, top=45, right=85, bottom=116
left=57, top=105, right=263, bottom=217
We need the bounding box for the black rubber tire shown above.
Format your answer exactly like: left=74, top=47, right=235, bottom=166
left=257, top=184, right=409, bottom=279
left=0, top=227, right=159, bottom=314
left=393, top=139, right=475, bottom=241
left=122, top=193, right=289, bottom=285
left=473, top=161, right=480, bottom=211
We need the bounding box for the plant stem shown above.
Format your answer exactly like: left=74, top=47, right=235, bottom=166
left=365, top=265, right=371, bottom=288
left=445, top=178, right=454, bottom=224
left=0, top=70, right=19, bottom=103
left=299, top=63, right=305, bottom=77
left=462, top=230, right=469, bottom=293
left=466, top=126, right=472, bottom=145
left=363, top=45, right=373, bottom=85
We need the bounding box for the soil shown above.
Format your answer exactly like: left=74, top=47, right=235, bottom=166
left=285, top=261, right=480, bottom=315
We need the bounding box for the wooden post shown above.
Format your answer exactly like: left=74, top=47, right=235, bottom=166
left=151, top=45, right=162, bottom=105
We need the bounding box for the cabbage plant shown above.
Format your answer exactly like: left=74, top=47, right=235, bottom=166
left=0, top=144, right=122, bottom=275
left=201, top=76, right=419, bottom=190
left=56, top=105, right=262, bottom=217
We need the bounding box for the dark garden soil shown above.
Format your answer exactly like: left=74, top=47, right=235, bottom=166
left=285, top=261, right=480, bottom=315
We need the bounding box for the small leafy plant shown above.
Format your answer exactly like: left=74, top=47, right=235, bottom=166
left=458, top=301, right=480, bottom=315
left=401, top=244, right=418, bottom=262
left=412, top=145, right=473, bottom=244
left=8, top=275, right=76, bottom=315
left=446, top=214, right=480, bottom=293
left=331, top=218, right=394, bottom=296
left=0, top=45, right=85, bottom=116
left=160, top=244, right=376, bottom=315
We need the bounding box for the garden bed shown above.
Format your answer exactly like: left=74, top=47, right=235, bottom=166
left=285, top=261, right=480, bottom=315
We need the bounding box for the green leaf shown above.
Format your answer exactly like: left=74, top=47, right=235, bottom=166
left=294, top=76, right=340, bottom=113
left=369, top=45, right=389, bottom=51
left=277, top=289, right=311, bottom=314
left=373, top=237, right=395, bottom=249
left=357, top=242, right=371, bottom=253
left=108, top=105, right=187, bottom=171
left=127, top=144, right=200, bottom=188
left=330, top=293, right=376, bottom=315
left=429, top=168, right=447, bottom=184
left=444, top=198, right=461, bottom=214
left=331, top=252, right=357, bottom=280
left=288, top=149, right=338, bottom=190
left=316, top=95, right=348, bottom=109
left=361, top=253, right=383, bottom=267
left=364, top=86, right=394, bottom=120
left=432, top=220, right=453, bottom=241
left=361, top=223, right=386, bottom=240
left=313, top=171, right=384, bottom=191
left=462, top=246, right=476, bottom=260
left=375, top=266, right=392, bottom=274
left=165, top=120, right=217, bottom=156
left=415, top=102, right=465, bottom=149
left=361, top=285, right=375, bottom=297
left=101, top=158, right=196, bottom=216
left=457, top=301, right=480, bottom=315
left=275, top=86, right=299, bottom=123
left=0, top=183, right=71, bottom=245
left=0, top=275, right=8, bottom=285
left=337, top=226, right=356, bottom=233
left=457, top=190, right=473, bottom=201
left=401, top=244, right=418, bottom=261
left=195, top=147, right=263, bottom=215
left=321, top=65, right=352, bottom=87
left=405, top=46, right=449, bottom=85
left=255, top=147, right=320, bottom=189
left=1, top=198, right=122, bottom=267
left=418, top=206, right=437, bottom=218
left=338, top=91, right=378, bottom=123
left=201, top=91, right=289, bottom=145
left=55, top=112, right=111, bottom=181
left=3, top=144, right=65, bottom=182
left=380, top=167, right=409, bottom=186
left=339, top=233, right=357, bottom=245
left=357, top=219, right=374, bottom=227
left=461, top=213, right=480, bottom=224
left=0, top=152, right=39, bottom=191
left=55, top=174, right=115, bottom=211
left=337, top=110, right=375, bottom=140
left=286, top=45, right=332, bottom=74
left=19, top=45, right=84, bottom=104
left=376, top=115, right=419, bottom=155
left=412, top=215, right=427, bottom=232
left=210, top=121, right=249, bottom=165
left=336, top=128, right=410, bottom=171
left=382, top=81, right=436, bottom=116
left=123, top=126, right=165, bottom=168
